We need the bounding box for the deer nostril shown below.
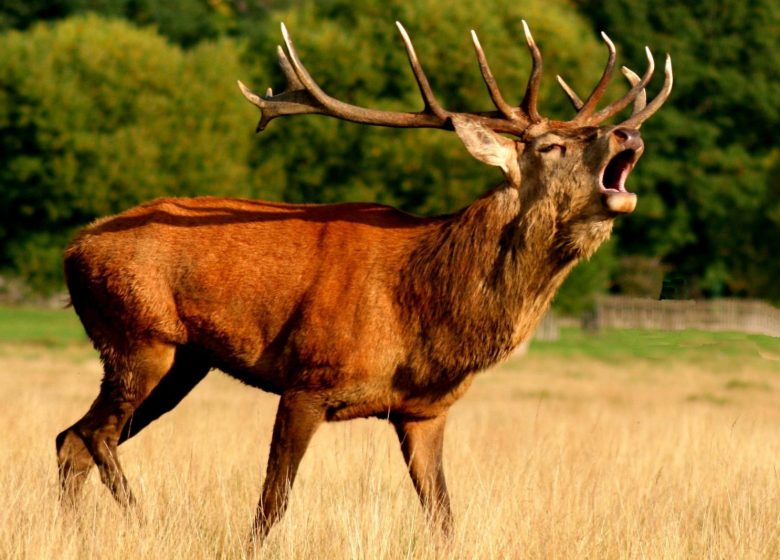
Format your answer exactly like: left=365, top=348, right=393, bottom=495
left=613, top=128, right=639, bottom=143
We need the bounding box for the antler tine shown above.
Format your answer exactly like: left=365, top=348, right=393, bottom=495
left=556, top=75, right=584, bottom=111
left=620, top=66, right=647, bottom=115
left=395, top=22, right=449, bottom=120
left=588, top=46, right=655, bottom=124
left=574, top=32, right=616, bottom=118
left=237, top=28, right=330, bottom=132
left=279, top=23, right=340, bottom=112
left=619, top=55, right=673, bottom=129
left=470, top=30, right=517, bottom=121
left=276, top=44, right=304, bottom=91
left=519, top=20, right=543, bottom=123
left=238, top=42, right=324, bottom=133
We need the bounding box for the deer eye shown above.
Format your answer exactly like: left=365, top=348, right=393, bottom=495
left=537, top=143, right=566, bottom=155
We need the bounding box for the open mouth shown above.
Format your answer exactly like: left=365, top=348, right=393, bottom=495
left=600, top=149, right=638, bottom=193
left=600, top=149, right=639, bottom=214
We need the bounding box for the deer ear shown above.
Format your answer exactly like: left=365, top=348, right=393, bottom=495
left=451, top=115, right=521, bottom=184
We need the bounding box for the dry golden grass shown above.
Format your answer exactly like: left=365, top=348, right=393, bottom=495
left=1, top=335, right=780, bottom=559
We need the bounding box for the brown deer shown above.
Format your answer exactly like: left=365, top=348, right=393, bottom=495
left=56, top=21, right=672, bottom=540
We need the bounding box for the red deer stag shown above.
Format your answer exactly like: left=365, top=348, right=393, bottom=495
left=56, top=21, right=672, bottom=540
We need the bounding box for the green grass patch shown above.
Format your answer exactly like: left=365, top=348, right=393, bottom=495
left=530, top=327, right=780, bottom=367
left=1, top=305, right=779, bottom=367
left=0, top=306, right=87, bottom=345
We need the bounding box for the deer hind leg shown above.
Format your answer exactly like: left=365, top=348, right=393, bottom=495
left=393, top=413, right=453, bottom=535
left=251, top=390, right=326, bottom=544
left=57, top=341, right=176, bottom=508
left=119, top=347, right=210, bottom=444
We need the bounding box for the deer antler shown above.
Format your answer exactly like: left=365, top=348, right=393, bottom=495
left=467, top=21, right=549, bottom=129
left=556, top=37, right=673, bottom=128
left=239, top=21, right=556, bottom=135
left=237, top=23, right=444, bottom=132
left=620, top=66, right=648, bottom=116
left=239, top=22, right=672, bottom=135
left=519, top=21, right=543, bottom=123
left=619, top=57, right=673, bottom=128
left=558, top=32, right=617, bottom=118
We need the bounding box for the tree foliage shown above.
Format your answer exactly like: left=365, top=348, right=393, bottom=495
left=0, top=0, right=274, bottom=47
left=578, top=0, right=780, bottom=301
left=0, top=15, right=251, bottom=290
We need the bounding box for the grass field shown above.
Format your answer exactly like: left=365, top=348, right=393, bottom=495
left=1, top=306, right=779, bottom=559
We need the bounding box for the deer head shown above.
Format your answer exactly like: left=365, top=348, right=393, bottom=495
left=238, top=21, right=672, bottom=254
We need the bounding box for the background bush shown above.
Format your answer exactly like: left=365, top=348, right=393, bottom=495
left=0, top=15, right=251, bottom=290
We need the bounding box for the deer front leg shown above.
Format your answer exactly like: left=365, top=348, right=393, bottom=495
left=393, top=413, right=452, bottom=535
left=251, top=390, right=325, bottom=543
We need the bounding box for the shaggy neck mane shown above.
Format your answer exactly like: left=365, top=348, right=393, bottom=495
left=398, top=182, right=606, bottom=384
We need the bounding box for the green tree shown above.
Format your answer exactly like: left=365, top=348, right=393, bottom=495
left=0, top=15, right=252, bottom=291
left=0, top=0, right=279, bottom=48
left=579, top=0, right=780, bottom=301
left=0, top=1, right=72, bottom=31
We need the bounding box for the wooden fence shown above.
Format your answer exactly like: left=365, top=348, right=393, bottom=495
left=595, top=296, right=780, bottom=337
